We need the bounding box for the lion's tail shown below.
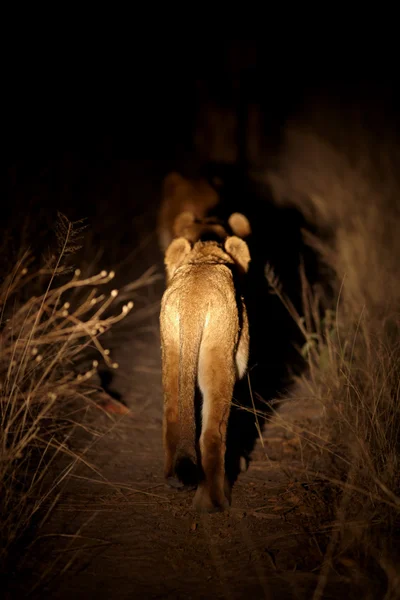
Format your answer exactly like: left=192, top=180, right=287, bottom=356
left=174, top=312, right=203, bottom=486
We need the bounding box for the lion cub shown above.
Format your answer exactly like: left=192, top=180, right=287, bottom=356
left=160, top=233, right=251, bottom=512
left=158, top=172, right=251, bottom=253
left=157, top=172, right=220, bottom=252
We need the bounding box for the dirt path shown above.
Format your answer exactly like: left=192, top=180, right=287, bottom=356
left=12, top=305, right=348, bottom=600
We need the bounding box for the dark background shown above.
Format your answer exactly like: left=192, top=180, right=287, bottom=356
left=3, top=40, right=399, bottom=320
left=4, top=39, right=398, bottom=223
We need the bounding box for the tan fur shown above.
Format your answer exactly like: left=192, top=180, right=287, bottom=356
left=160, top=237, right=251, bottom=512
left=157, top=173, right=220, bottom=252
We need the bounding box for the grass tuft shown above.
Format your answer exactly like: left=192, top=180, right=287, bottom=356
left=265, top=115, right=400, bottom=597
left=0, top=214, right=137, bottom=579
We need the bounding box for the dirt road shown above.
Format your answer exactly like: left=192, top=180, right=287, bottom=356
left=11, top=293, right=347, bottom=600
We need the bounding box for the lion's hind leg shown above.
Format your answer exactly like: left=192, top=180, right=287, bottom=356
left=194, top=341, right=236, bottom=512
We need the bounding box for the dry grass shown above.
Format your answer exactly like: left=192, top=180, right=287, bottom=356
left=0, top=214, right=146, bottom=580
left=265, top=113, right=400, bottom=597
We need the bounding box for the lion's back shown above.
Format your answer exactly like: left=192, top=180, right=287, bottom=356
left=162, top=264, right=237, bottom=337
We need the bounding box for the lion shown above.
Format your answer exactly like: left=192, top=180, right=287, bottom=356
left=157, top=172, right=221, bottom=252
left=159, top=232, right=251, bottom=512
left=158, top=172, right=252, bottom=255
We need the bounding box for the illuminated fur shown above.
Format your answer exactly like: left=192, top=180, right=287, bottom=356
left=160, top=236, right=250, bottom=512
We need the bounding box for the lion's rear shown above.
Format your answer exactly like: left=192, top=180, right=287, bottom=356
left=160, top=236, right=251, bottom=511
left=175, top=302, right=204, bottom=485
left=160, top=285, right=206, bottom=486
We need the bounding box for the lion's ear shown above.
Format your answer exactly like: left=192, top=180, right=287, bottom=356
left=173, top=211, right=196, bottom=237
left=224, top=236, right=251, bottom=274
left=165, top=237, right=192, bottom=281
left=228, top=213, right=251, bottom=238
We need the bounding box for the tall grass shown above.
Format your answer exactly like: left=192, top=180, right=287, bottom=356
left=0, top=215, right=136, bottom=582
left=266, top=113, right=400, bottom=597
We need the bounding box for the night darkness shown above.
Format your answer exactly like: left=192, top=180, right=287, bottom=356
left=2, top=40, right=400, bottom=599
